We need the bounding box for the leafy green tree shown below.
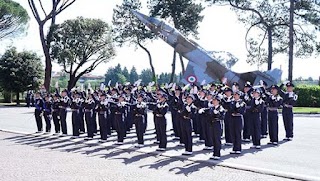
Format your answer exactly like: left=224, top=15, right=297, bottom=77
left=113, top=0, right=157, bottom=82
left=129, top=66, right=139, bottom=83
left=149, top=0, right=204, bottom=82
left=50, top=17, right=115, bottom=90
left=0, top=47, right=43, bottom=105
left=122, top=67, right=130, bottom=81
left=28, top=0, right=77, bottom=91
left=206, top=0, right=320, bottom=73
left=0, top=0, right=29, bottom=39
left=140, top=69, right=153, bottom=84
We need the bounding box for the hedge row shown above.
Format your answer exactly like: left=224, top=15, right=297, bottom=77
left=295, top=85, right=320, bottom=107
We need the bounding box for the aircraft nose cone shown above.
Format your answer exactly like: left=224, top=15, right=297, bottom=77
left=131, top=10, right=150, bottom=25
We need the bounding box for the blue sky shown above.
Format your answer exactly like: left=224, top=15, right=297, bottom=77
left=2, top=0, right=320, bottom=80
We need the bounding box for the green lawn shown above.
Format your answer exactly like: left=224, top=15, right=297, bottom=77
left=292, top=107, right=320, bottom=114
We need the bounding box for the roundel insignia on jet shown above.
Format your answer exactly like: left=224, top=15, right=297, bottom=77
left=187, top=75, right=197, bottom=83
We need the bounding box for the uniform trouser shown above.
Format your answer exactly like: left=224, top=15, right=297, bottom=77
left=268, top=111, right=279, bottom=142
left=261, top=107, right=268, bottom=136
left=79, top=109, right=85, bottom=132
left=181, top=118, right=193, bottom=152
left=135, top=115, right=145, bottom=144
left=93, top=111, right=97, bottom=133
left=43, top=112, right=52, bottom=132
left=52, top=111, right=60, bottom=133
left=155, top=116, right=167, bottom=149
left=192, top=113, right=200, bottom=134
left=59, top=109, right=67, bottom=134
left=143, top=113, right=148, bottom=133
left=85, top=111, right=94, bottom=138
left=72, top=111, right=80, bottom=136
left=126, top=110, right=133, bottom=131
left=171, top=110, right=178, bottom=137
left=154, top=115, right=160, bottom=142
left=230, top=116, right=243, bottom=151
left=115, top=114, right=125, bottom=142
left=199, top=114, right=207, bottom=141
left=177, top=113, right=184, bottom=144
left=224, top=112, right=233, bottom=143
left=110, top=113, right=115, bottom=130
left=207, top=120, right=222, bottom=157
left=98, top=113, right=108, bottom=140
left=251, top=113, right=261, bottom=146
left=282, top=108, right=294, bottom=138
left=35, top=109, right=43, bottom=132
left=243, top=111, right=252, bottom=140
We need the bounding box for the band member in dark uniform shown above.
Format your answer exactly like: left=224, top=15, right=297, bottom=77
left=249, top=88, right=264, bottom=149
left=96, top=93, right=109, bottom=143
left=52, top=94, right=61, bottom=135
left=230, top=91, right=246, bottom=154
left=132, top=94, right=147, bottom=147
left=153, top=93, right=169, bottom=151
left=113, top=95, right=127, bottom=145
left=242, top=82, right=253, bottom=142
left=222, top=87, right=233, bottom=146
left=198, top=92, right=214, bottom=150
left=206, top=96, right=225, bottom=160
left=70, top=92, right=81, bottom=137
left=267, top=85, right=283, bottom=145
left=279, top=82, right=298, bottom=141
left=43, top=94, right=52, bottom=134
left=181, top=94, right=196, bottom=155
left=59, top=89, right=70, bottom=135
left=34, top=92, right=43, bottom=133
left=79, top=92, right=86, bottom=133
left=260, top=81, right=269, bottom=138
left=84, top=93, right=95, bottom=140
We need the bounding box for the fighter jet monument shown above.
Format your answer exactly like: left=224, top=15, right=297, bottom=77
left=131, top=11, right=282, bottom=88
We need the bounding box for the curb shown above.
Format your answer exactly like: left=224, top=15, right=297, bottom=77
left=1, top=129, right=319, bottom=181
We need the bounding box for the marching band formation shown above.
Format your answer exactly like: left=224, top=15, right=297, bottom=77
left=33, top=80, right=298, bottom=160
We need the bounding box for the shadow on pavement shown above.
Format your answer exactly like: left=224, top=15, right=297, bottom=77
left=1, top=132, right=289, bottom=177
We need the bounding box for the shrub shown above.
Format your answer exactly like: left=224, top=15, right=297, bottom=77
left=295, top=85, right=320, bottom=107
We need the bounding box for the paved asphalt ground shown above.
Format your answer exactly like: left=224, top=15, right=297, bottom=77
left=0, top=106, right=319, bottom=181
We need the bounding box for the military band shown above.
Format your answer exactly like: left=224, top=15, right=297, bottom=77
left=32, top=80, right=297, bottom=160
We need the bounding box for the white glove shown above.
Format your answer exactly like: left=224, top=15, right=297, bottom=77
left=193, top=86, right=198, bottom=94
left=157, top=104, right=161, bottom=108
left=255, top=99, right=260, bottom=105
left=186, top=106, right=191, bottom=112
left=190, top=88, right=194, bottom=94
left=165, top=83, right=169, bottom=89
left=198, top=108, right=204, bottom=114
left=288, top=92, right=294, bottom=98
left=244, top=95, right=249, bottom=101
left=182, top=84, right=190, bottom=92
left=213, top=109, right=219, bottom=114
left=168, top=83, right=173, bottom=88
left=148, top=81, right=155, bottom=87
left=236, top=102, right=241, bottom=108
left=201, top=80, right=206, bottom=86
left=131, top=87, right=138, bottom=94
left=171, top=83, right=176, bottom=91
left=107, top=80, right=111, bottom=86
left=259, top=80, right=264, bottom=86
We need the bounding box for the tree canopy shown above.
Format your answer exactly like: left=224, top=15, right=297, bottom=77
left=0, top=0, right=29, bottom=39
left=50, top=17, right=115, bottom=90
left=0, top=47, right=43, bottom=104
left=113, top=0, right=157, bottom=81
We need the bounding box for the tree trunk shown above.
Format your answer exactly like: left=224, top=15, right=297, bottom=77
left=16, top=92, right=20, bottom=105
left=267, top=26, right=273, bottom=70
left=67, top=74, right=76, bottom=91
left=137, top=42, right=157, bottom=83
left=39, top=25, right=52, bottom=91
left=179, top=53, right=186, bottom=75
left=288, top=0, right=294, bottom=82
left=170, top=50, right=177, bottom=83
